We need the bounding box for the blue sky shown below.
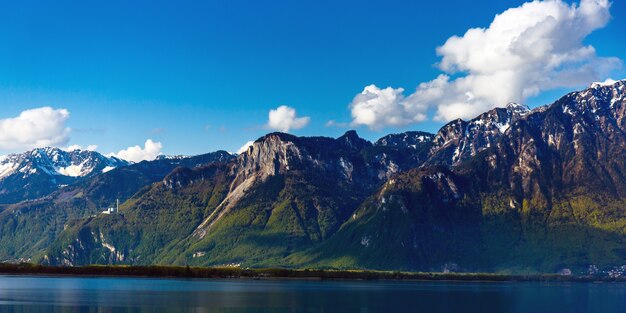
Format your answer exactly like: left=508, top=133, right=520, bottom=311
left=0, top=0, right=624, bottom=158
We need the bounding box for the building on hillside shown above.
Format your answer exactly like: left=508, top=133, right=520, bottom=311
left=102, top=199, right=119, bottom=214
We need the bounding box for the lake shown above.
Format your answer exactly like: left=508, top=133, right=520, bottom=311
left=0, top=275, right=624, bottom=312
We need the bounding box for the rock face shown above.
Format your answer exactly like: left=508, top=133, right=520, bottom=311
left=40, top=129, right=437, bottom=267
left=296, top=80, right=626, bottom=272
left=0, top=148, right=129, bottom=203
left=427, top=102, right=532, bottom=166
left=231, top=131, right=384, bottom=185
left=194, top=129, right=436, bottom=236
left=375, top=131, right=433, bottom=149
left=188, top=130, right=431, bottom=262
left=9, top=80, right=626, bottom=273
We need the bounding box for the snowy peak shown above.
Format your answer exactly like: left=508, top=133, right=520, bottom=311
left=584, top=79, right=625, bottom=100
left=560, top=79, right=626, bottom=119
left=428, top=102, right=533, bottom=165
left=0, top=147, right=129, bottom=180
left=0, top=147, right=131, bottom=203
left=156, top=155, right=192, bottom=161
left=505, top=102, right=530, bottom=115
left=375, top=131, right=434, bottom=149
left=589, top=78, right=626, bottom=89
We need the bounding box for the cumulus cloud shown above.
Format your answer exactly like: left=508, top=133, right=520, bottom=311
left=267, top=105, right=310, bottom=132
left=351, top=0, right=622, bottom=127
left=236, top=140, right=254, bottom=154
left=65, top=144, right=98, bottom=151
left=110, top=139, right=162, bottom=163
left=350, top=78, right=440, bottom=130
left=0, top=107, right=71, bottom=150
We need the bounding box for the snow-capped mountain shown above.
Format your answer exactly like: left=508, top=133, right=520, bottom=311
left=5, top=79, right=626, bottom=274
left=155, top=154, right=192, bottom=161
left=0, top=147, right=128, bottom=179
left=375, top=131, right=433, bottom=149
left=427, top=102, right=533, bottom=165
left=43, top=78, right=626, bottom=271
left=0, top=147, right=129, bottom=203
left=425, top=79, right=625, bottom=167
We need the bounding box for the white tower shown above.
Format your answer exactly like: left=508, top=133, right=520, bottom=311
left=116, top=199, right=119, bottom=213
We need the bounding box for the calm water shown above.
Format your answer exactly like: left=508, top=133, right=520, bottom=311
left=0, top=275, right=624, bottom=312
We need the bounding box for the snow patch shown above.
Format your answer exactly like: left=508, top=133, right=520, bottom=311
left=590, top=78, right=620, bottom=88
left=417, top=135, right=430, bottom=142
left=505, top=102, right=530, bottom=115
left=495, top=122, right=510, bottom=133
left=452, top=146, right=461, bottom=163
left=0, top=161, right=18, bottom=179
left=56, top=163, right=89, bottom=177
left=563, top=105, right=574, bottom=115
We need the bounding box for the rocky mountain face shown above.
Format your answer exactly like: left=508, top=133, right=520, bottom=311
left=42, top=130, right=435, bottom=266
left=427, top=102, right=532, bottom=166
left=375, top=131, right=433, bottom=149
left=0, top=148, right=128, bottom=204
left=293, top=80, right=626, bottom=272
left=3, top=80, right=626, bottom=274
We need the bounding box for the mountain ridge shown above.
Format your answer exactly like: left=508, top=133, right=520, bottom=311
left=0, top=147, right=129, bottom=204
left=1, top=80, right=625, bottom=275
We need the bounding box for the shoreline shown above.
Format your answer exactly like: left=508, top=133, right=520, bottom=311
left=1, top=264, right=625, bottom=283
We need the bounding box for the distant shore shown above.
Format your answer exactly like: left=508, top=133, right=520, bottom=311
left=1, top=264, right=625, bottom=283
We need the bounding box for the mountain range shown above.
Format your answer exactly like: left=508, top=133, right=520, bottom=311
left=1, top=80, right=625, bottom=274
left=0, top=148, right=128, bottom=204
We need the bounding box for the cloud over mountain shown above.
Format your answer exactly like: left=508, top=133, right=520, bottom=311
left=351, top=0, right=622, bottom=128
left=110, top=139, right=163, bottom=162
left=267, top=105, right=310, bottom=132
left=0, top=107, right=71, bottom=150
left=350, top=79, right=439, bottom=130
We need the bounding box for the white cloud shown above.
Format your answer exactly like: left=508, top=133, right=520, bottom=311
left=325, top=120, right=349, bottom=127
left=110, top=139, right=162, bottom=163
left=0, top=107, right=71, bottom=150
left=236, top=140, right=254, bottom=154
left=267, top=105, right=310, bottom=132
left=351, top=0, right=622, bottom=126
left=350, top=77, right=439, bottom=130
left=65, top=144, right=98, bottom=151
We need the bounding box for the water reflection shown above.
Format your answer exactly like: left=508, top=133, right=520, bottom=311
left=0, top=276, right=624, bottom=312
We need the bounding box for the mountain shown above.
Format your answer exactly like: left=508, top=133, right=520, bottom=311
left=41, top=131, right=435, bottom=266
left=426, top=102, right=532, bottom=166
left=375, top=131, right=433, bottom=149
left=291, top=80, right=626, bottom=272
left=0, top=148, right=128, bottom=204
left=0, top=151, right=234, bottom=262
left=5, top=80, right=626, bottom=274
